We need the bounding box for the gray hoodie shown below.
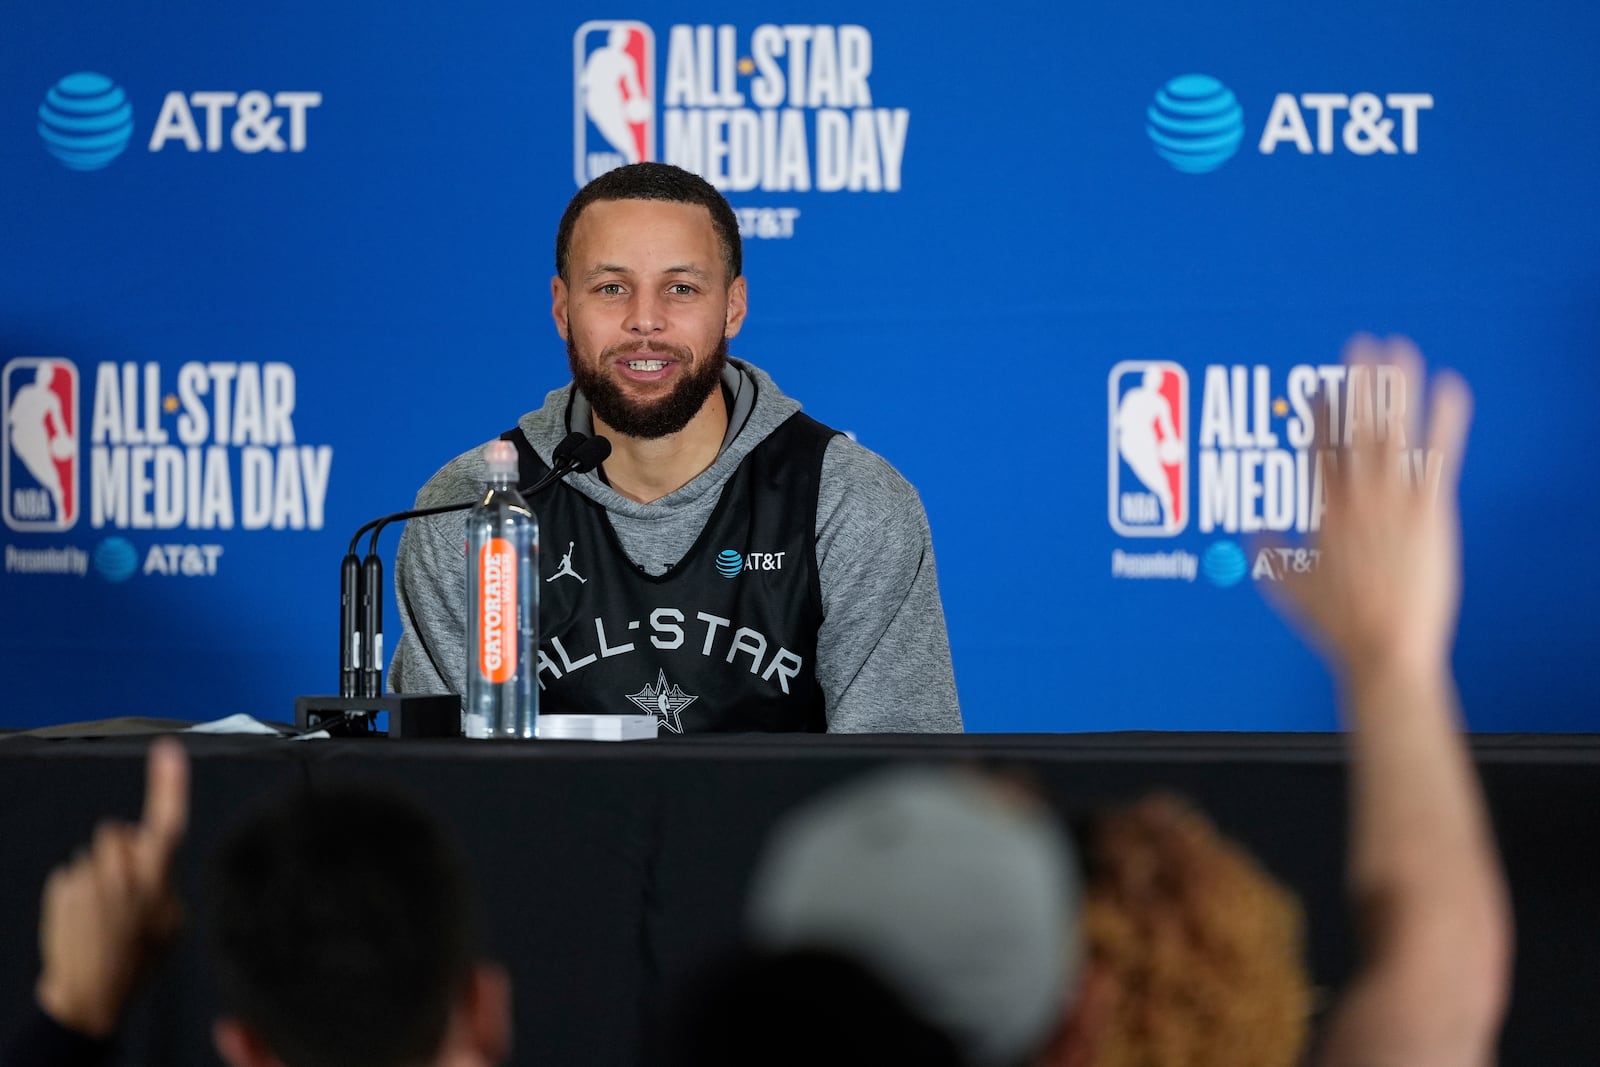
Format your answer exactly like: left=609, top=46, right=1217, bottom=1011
left=390, top=358, right=962, bottom=733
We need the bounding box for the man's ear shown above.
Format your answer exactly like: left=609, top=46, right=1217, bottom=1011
left=461, top=962, right=513, bottom=1065
left=213, top=1017, right=283, bottom=1067
left=551, top=275, right=570, bottom=340
left=1032, top=959, right=1116, bottom=1067
left=724, top=275, right=748, bottom=339
left=1055, top=959, right=1117, bottom=1067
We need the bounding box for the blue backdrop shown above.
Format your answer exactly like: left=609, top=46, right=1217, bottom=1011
left=4, top=2, right=1597, bottom=731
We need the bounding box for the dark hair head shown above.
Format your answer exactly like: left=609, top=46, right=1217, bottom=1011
left=555, top=162, right=742, bottom=283
left=656, top=945, right=965, bottom=1067
left=206, top=783, right=481, bottom=1067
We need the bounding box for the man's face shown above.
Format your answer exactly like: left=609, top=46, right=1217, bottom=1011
left=552, top=198, right=747, bottom=440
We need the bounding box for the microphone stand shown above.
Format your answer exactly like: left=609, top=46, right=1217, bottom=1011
left=295, top=433, right=609, bottom=738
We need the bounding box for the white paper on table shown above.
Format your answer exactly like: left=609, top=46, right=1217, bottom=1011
left=535, top=714, right=659, bottom=741
left=182, top=713, right=287, bottom=736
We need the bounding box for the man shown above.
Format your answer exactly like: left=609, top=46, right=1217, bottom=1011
left=390, top=162, right=961, bottom=733
left=4, top=741, right=511, bottom=1067
left=206, top=781, right=511, bottom=1067
left=717, top=338, right=1510, bottom=1066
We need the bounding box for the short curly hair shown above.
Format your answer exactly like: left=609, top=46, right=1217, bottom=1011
left=555, top=162, right=742, bottom=283
left=1081, top=794, right=1313, bottom=1067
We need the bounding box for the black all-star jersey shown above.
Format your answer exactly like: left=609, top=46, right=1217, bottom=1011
left=502, top=412, right=836, bottom=734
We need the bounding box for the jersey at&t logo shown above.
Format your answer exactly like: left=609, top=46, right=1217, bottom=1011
left=3, top=359, right=79, bottom=531
left=715, top=548, right=787, bottom=577
left=1109, top=362, right=1188, bottom=536
left=575, top=21, right=656, bottom=185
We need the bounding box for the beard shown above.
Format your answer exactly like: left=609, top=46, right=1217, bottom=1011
left=568, top=336, right=728, bottom=440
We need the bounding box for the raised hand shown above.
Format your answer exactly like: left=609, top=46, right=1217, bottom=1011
left=35, top=738, right=190, bottom=1038
left=1259, top=337, right=1508, bottom=1067
left=1264, top=334, right=1473, bottom=682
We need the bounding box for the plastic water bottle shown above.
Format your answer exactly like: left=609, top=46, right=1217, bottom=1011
left=465, top=440, right=538, bottom=739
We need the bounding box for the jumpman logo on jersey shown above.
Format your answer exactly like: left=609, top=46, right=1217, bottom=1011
left=546, top=541, right=587, bottom=584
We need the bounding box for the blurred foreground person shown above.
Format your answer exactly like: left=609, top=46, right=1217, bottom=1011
left=675, top=337, right=1509, bottom=1067
left=3, top=742, right=511, bottom=1067
left=206, top=782, right=511, bottom=1067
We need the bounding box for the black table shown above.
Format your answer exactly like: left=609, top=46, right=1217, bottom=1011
left=1, top=732, right=1594, bottom=1066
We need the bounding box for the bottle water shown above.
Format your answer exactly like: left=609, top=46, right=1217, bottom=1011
left=465, top=440, right=538, bottom=739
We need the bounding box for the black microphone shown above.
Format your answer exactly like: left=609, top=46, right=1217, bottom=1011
left=321, top=432, right=609, bottom=722
left=569, top=434, right=612, bottom=473
left=520, top=432, right=609, bottom=495
left=547, top=430, right=586, bottom=472
left=339, top=552, right=360, bottom=697
left=359, top=551, right=384, bottom=697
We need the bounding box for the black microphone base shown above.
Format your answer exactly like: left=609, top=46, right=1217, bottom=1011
left=294, top=694, right=461, bottom=739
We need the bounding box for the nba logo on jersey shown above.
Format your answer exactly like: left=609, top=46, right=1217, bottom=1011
left=1108, top=361, right=1188, bottom=536
left=3, top=358, right=80, bottom=532
left=574, top=20, right=656, bottom=187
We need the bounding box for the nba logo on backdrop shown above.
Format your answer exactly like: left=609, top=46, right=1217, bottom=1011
left=3, top=358, right=80, bottom=532
left=1108, top=361, right=1188, bottom=536
left=574, top=21, right=656, bottom=185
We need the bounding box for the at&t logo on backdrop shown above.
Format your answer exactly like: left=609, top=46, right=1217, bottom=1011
left=1145, top=75, right=1244, bottom=174
left=36, top=71, right=322, bottom=170
left=1146, top=72, right=1434, bottom=173
left=3, top=359, right=80, bottom=532
left=1109, top=361, right=1188, bottom=536
left=37, top=73, right=135, bottom=172
left=1201, top=540, right=1248, bottom=587
left=93, top=536, right=138, bottom=581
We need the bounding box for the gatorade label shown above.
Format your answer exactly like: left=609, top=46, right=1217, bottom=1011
left=478, top=538, right=517, bottom=682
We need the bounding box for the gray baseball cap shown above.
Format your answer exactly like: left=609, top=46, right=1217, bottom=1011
left=745, top=766, right=1083, bottom=1066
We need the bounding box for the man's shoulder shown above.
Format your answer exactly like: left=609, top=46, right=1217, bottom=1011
left=815, top=434, right=932, bottom=557
left=820, top=434, right=923, bottom=509
left=413, top=444, right=490, bottom=509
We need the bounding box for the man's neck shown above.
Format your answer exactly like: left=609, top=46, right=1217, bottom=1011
left=593, top=387, right=729, bottom=504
